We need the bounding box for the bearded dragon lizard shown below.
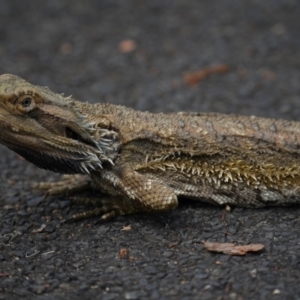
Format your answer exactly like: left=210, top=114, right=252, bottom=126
left=1, top=74, right=300, bottom=221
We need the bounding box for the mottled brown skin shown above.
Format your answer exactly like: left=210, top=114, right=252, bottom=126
left=1, top=74, right=300, bottom=221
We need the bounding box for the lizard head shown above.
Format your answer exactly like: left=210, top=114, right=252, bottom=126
left=0, top=74, right=118, bottom=174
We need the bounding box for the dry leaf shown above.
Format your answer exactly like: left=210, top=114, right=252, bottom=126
left=118, top=39, right=137, bottom=53
left=260, top=68, right=276, bottom=81
left=119, top=248, right=129, bottom=258
left=184, top=63, right=229, bottom=86
left=60, top=42, right=73, bottom=55
left=121, top=225, right=132, bottom=231
left=203, top=241, right=264, bottom=256
left=129, top=256, right=138, bottom=262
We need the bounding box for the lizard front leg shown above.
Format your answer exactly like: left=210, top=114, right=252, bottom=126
left=72, top=167, right=178, bottom=221
left=34, top=174, right=92, bottom=195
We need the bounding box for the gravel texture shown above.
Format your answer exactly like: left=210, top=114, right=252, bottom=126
left=1, top=0, right=300, bottom=299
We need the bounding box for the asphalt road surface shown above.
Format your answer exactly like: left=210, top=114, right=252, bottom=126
left=1, top=1, right=300, bottom=299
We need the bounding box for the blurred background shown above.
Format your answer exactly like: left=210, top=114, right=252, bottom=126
left=1, top=1, right=300, bottom=299
left=0, top=0, right=299, bottom=117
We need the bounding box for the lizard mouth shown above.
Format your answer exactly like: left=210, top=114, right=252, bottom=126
left=6, top=136, right=104, bottom=175
left=1, top=123, right=104, bottom=174
left=11, top=146, right=100, bottom=174
left=3, top=119, right=119, bottom=174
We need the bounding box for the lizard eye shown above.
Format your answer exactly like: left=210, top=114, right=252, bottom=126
left=22, top=97, right=32, bottom=107
left=16, top=95, right=36, bottom=113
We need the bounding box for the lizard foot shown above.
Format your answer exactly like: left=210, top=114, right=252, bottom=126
left=70, top=196, right=139, bottom=221
left=32, top=175, right=91, bottom=195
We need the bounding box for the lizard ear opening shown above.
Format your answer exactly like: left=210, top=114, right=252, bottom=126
left=65, top=127, right=81, bottom=141
left=65, top=125, right=97, bottom=148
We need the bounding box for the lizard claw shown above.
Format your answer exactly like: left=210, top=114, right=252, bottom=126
left=70, top=207, right=119, bottom=222
left=63, top=195, right=139, bottom=221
